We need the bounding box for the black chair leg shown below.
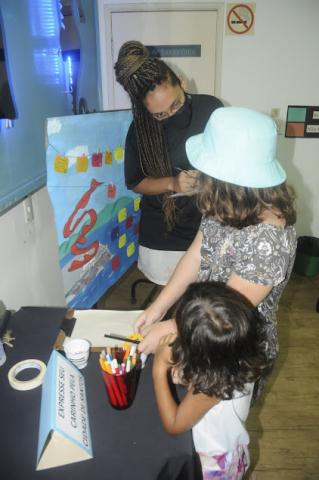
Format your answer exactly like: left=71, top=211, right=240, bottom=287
left=130, top=279, right=159, bottom=309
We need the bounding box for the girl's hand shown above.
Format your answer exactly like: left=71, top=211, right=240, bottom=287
left=134, top=305, right=165, bottom=336
left=153, top=333, right=177, bottom=373
left=137, top=320, right=176, bottom=355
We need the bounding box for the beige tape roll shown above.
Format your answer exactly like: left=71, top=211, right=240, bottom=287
left=8, top=359, right=46, bottom=391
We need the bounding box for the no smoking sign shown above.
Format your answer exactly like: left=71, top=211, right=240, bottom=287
left=226, top=3, right=256, bottom=35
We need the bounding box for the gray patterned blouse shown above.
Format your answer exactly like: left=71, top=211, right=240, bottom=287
left=198, top=217, right=297, bottom=360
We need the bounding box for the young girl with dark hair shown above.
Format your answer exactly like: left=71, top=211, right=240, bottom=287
left=135, top=107, right=297, bottom=397
left=115, top=41, right=223, bottom=285
left=153, top=281, right=273, bottom=479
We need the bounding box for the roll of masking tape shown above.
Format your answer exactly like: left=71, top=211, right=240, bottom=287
left=8, top=359, right=46, bottom=391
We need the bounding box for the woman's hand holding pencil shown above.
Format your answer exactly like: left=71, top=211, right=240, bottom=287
left=170, top=167, right=199, bottom=197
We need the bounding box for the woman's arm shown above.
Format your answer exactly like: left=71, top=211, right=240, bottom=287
left=133, top=171, right=199, bottom=195
left=153, top=335, right=219, bottom=435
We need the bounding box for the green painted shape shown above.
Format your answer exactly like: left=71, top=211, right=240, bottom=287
left=287, top=107, right=307, bottom=122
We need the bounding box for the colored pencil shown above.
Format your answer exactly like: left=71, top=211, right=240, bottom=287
left=104, top=333, right=141, bottom=344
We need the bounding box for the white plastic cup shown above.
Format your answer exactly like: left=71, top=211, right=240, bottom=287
left=64, top=338, right=90, bottom=369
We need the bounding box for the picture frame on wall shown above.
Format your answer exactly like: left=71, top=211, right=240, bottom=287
left=285, top=105, right=319, bottom=138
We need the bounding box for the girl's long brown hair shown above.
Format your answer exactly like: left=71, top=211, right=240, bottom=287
left=197, top=175, right=296, bottom=228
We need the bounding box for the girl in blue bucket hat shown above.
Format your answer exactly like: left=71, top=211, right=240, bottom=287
left=135, top=107, right=297, bottom=358
left=135, top=107, right=297, bottom=477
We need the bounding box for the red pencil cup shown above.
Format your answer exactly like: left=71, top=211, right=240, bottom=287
left=101, top=367, right=141, bottom=410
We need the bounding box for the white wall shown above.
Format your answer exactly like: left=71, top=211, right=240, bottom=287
left=1, top=0, right=318, bottom=310
left=0, top=0, right=99, bottom=311
left=97, top=0, right=319, bottom=236
left=1, top=188, right=66, bottom=310
left=221, top=0, right=319, bottom=236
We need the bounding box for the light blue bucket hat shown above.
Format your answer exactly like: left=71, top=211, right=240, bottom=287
left=186, top=107, right=286, bottom=188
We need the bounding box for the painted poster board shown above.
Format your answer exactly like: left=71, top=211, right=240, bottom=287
left=46, top=111, right=140, bottom=308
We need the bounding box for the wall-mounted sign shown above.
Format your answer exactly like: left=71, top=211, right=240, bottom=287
left=226, top=3, right=256, bottom=35
left=285, top=106, right=319, bottom=138
left=146, top=45, right=201, bottom=58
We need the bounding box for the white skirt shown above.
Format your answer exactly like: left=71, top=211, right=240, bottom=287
left=138, top=246, right=185, bottom=286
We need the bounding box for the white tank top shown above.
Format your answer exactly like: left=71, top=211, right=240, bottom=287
left=192, top=383, right=254, bottom=455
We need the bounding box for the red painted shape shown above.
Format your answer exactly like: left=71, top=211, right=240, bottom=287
left=92, top=152, right=103, bottom=167
left=112, top=255, right=120, bottom=271
left=63, top=179, right=103, bottom=271
left=107, top=184, right=116, bottom=198
left=126, top=216, right=133, bottom=229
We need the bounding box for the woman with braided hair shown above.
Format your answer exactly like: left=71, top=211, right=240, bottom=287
left=115, top=41, right=223, bottom=285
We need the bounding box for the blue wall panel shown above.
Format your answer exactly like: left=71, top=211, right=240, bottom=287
left=0, top=0, right=73, bottom=213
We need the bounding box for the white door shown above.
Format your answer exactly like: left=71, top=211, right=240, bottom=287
left=106, top=9, right=220, bottom=110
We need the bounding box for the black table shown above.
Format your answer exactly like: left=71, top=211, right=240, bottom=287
left=0, top=307, right=202, bottom=480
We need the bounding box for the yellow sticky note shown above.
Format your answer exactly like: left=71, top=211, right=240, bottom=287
left=54, top=155, right=69, bottom=173
left=134, top=197, right=141, bottom=211
left=118, top=234, right=126, bottom=248
left=76, top=155, right=88, bottom=172
left=118, top=208, right=127, bottom=223
left=127, top=242, right=135, bottom=257
left=114, top=146, right=124, bottom=161
left=105, top=150, right=112, bottom=164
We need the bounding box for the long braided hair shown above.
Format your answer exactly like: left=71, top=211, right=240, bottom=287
left=114, top=41, right=182, bottom=230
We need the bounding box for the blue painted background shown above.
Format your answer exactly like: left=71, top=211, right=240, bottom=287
left=46, top=110, right=140, bottom=308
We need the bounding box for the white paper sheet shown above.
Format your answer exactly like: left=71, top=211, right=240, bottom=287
left=68, top=309, right=143, bottom=348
